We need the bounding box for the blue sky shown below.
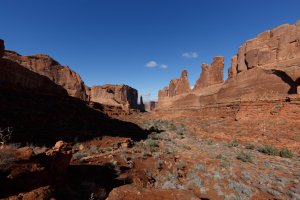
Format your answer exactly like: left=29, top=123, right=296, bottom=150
left=1, top=0, right=300, bottom=101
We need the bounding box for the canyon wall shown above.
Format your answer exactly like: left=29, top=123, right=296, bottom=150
left=90, top=84, right=138, bottom=110
left=157, top=20, right=300, bottom=110
left=1, top=44, right=140, bottom=110
left=3, top=51, right=88, bottom=100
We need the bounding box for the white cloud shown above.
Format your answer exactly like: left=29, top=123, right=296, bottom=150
left=145, top=60, right=158, bottom=68
left=160, top=64, right=168, bottom=69
left=142, top=93, right=151, bottom=98
left=190, top=85, right=194, bottom=90
left=182, top=52, right=198, bottom=59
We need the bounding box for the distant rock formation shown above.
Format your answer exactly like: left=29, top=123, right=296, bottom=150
left=174, top=69, right=191, bottom=96
left=157, top=20, right=300, bottom=110
left=1, top=42, right=142, bottom=111
left=194, top=56, right=224, bottom=91
left=144, top=101, right=157, bottom=111
left=158, top=86, right=169, bottom=101
left=3, top=50, right=88, bottom=100
left=159, top=69, right=191, bottom=99
left=90, top=84, right=138, bottom=110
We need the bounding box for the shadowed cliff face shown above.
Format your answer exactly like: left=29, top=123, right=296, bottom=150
left=3, top=50, right=89, bottom=101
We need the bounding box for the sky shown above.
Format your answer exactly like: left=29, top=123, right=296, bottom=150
left=1, top=0, right=300, bottom=101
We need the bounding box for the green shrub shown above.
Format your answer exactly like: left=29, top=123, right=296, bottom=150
left=237, top=151, right=253, bottom=163
left=245, top=144, right=255, bottom=150
left=257, top=145, right=279, bottom=156
left=279, top=148, right=293, bottom=158
left=229, top=139, right=239, bottom=147
left=145, top=139, right=159, bottom=152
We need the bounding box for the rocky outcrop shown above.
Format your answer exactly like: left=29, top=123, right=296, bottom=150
left=175, top=69, right=191, bottom=95
left=229, top=20, right=300, bottom=75
left=158, top=20, right=300, bottom=110
left=0, top=57, right=68, bottom=96
left=0, top=39, right=4, bottom=58
left=158, top=86, right=169, bottom=100
left=144, top=101, right=157, bottom=111
left=3, top=50, right=88, bottom=100
left=0, top=141, right=72, bottom=199
left=90, top=84, right=138, bottom=109
left=194, top=56, right=224, bottom=91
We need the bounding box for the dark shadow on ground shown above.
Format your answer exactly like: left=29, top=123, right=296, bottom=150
left=0, top=87, right=149, bottom=146
left=54, top=163, right=131, bottom=200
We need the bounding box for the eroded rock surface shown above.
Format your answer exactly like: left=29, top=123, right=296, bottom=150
left=90, top=84, right=138, bottom=109
left=3, top=50, right=88, bottom=100
left=194, top=56, right=224, bottom=91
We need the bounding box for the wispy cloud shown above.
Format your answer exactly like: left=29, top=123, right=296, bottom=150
left=160, top=64, right=168, bottom=69
left=145, top=60, right=158, bottom=68
left=142, top=93, right=151, bottom=98
left=182, top=52, right=198, bottom=59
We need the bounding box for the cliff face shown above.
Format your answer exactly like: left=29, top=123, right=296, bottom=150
left=157, top=20, right=300, bottom=109
left=194, top=56, right=224, bottom=91
left=90, top=84, right=138, bottom=110
left=229, top=20, right=300, bottom=77
left=3, top=51, right=88, bottom=101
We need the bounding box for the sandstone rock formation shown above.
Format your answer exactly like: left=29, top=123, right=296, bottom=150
left=90, top=84, right=138, bottom=109
left=173, top=69, right=191, bottom=96
left=158, top=20, right=300, bottom=110
left=144, top=101, right=157, bottom=111
left=229, top=20, right=300, bottom=76
left=158, top=86, right=169, bottom=100
left=0, top=53, right=68, bottom=96
left=3, top=50, right=88, bottom=100
left=159, top=69, right=191, bottom=100
left=194, top=56, right=224, bottom=91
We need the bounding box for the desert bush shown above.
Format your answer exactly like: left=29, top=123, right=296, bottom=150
left=237, top=151, right=253, bottom=163
left=228, top=181, right=253, bottom=199
left=245, top=144, right=255, bottom=150
left=257, top=145, right=279, bottom=156
left=144, top=139, right=159, bottom=152
left=229, top=139, right=239, bottom=147
left=0, top=127, right=13, bottom=146
left=142, top=120, right=186, bottom=136
left=279, top=148, right=293, bottom=158
left=220, top=158, right=231, bottom=168
left=205, top=139, right=213, bottom=145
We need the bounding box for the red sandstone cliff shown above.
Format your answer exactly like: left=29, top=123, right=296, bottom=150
left=193, top=56, right=224, bottom=91
left=90, top=84, right=138, bottom=110
left=1, top=43, right=140, bottom=110
left=3, top=50, right=88, bottom=100
left=157, top=20, right=300, bottom=109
